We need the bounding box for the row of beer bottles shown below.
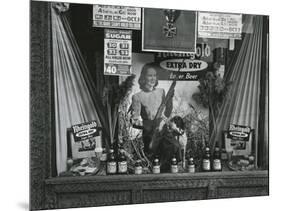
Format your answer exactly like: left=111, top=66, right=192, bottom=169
left=201, top=145, right=222, bottom=172
left=107, top=146, right=127, bottom=175
left=106, top=145, right=222, bottom=175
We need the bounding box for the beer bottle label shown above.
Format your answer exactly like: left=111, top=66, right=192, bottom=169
left=153, top=165, right=160, bottom=174
left=202, top=159, right=211, bottom=170
left=134, top=166, right=142, bottom=175
left=107, top=162, right=117, bottom=174
left=118, top=161, right=127, bottom=173
left=171, top=165, right=178, bottom=173
left=213, top=159, right=222, bottom=170
left=188, top=165, right=195, bottom=173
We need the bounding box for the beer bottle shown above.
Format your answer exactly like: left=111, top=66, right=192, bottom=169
left=212, top=146, right=222, bottom=171
left=187, top=157, right=195, bottom=173
left=171, top=154, right=178, bottom=173
left=202, top=146, right=211, bottom=172
left=134, top=160, right=143, bottom=175
left=152, top=156, right=161, bottom=174
left=117, top=147, right=128, bottom=174
left=106, top=148, right=117, bottom=175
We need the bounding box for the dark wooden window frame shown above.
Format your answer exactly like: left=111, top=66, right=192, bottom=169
left=30, top=1, right=269, bottom=210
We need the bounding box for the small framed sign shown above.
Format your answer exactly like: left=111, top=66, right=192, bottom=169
left=223, top=124, right=254, bottom=156
left=68, top=121, right=102, bottom=160
left=142, top=8, right=197, bottom=53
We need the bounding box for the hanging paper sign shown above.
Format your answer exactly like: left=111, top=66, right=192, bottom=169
left=142, top=8, right=197, bottom=53
left=104, top=29, right=132, bottom=76
left=70, top=121, right=101, bottom=159
left=198, top=12, right=242, bottom=39
left=93, top=5, right=141, bottom=30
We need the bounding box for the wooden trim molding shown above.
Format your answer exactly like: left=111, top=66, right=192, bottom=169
left=44, top=171, right=268, bottom=209
left=30, top=1, right=52, bottom=210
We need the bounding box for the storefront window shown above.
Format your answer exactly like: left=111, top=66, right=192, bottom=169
left=50, top=2, right=268, bottom=177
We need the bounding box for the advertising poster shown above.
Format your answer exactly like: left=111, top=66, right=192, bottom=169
left=224, top=124, right=253, bottom=156
left=123, top=53, right=209, bottom=140
left=104, top=29, right=132, bottom=76
left=93, top=5, right=141, bottom=30
left=198, top=12, right=242, bottom=39
left=70, top=121, right=101, bottom=159
left=142, top=9, right=197, bottom=53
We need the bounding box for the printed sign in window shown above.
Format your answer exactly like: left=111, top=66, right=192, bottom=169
left=104, top=29, right=132, bottom=76
left=93, top=5, right=141, bottom=30
left=198, top=12, right=242, bottom=39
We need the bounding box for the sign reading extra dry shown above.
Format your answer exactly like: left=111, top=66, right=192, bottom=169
left=160, top=59, right=208, bottom=72
left=93, top=5, right=141, bottom=30
left=155, top=43, right=211, bottom=81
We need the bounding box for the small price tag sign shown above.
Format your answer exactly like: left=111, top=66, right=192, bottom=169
left=104, top=29, right=132, bottom=76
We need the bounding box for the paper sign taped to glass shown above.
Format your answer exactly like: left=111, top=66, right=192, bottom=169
left=104, top=29, right=132, bottom=76
left=198, top=12, right=242, bottom=39
left=142, top=9, right=197, bottom=53
left=93, top=5, right=141, bottom=30
left=70, top=121, right=102, bottom=159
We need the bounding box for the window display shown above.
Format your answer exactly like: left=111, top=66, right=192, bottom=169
left=30, top=1, right=269, bottom=210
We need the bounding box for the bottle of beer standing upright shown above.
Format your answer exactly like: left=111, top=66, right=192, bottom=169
left=134, top=160, right=143, bottom=175
left=117, top=147, right=128, bottom=174
left=106, top=147, right=117, bottom=175
left=202, top=146, right=211, bottom=172
left=170, top=154, right=178, bottom=173
left=152, top=156, right=160, bottom=174
left=187, top=157, right=195, bottom=173
left=212, top=146, right=222, bottom=171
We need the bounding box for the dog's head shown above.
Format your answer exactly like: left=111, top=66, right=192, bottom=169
left=167, top=116, right=184, bottom=136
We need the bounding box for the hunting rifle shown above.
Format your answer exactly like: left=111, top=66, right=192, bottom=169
left=149, top=59, right=185, bottom=151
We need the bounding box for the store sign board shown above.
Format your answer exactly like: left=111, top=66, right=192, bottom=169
left=71, top=121, right=101, bottom=159
left=104, top=29, right=132, bottom=76
left=93, top=5, right=141, bottom=30
left=198, top=12, right=242, bottom=39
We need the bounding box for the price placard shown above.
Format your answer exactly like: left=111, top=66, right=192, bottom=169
left=93, top=5, right=141, bottom=30
left=198, top=12, right=242, bottom=39
left=104, top=29, right=132, bottom=76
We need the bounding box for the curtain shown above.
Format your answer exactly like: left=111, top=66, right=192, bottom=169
left=52, top=7, right=101, bottom=174
left=212, top=16, right=264, bottom=164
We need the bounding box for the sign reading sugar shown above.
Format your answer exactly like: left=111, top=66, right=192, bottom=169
left=104, top=29, right=132, bottom=76
left=198, top=12, right=242, bottom=39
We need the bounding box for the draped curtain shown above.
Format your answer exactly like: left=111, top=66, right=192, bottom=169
left=52, top=7, right=101, bottom=174
left=212, top=16, right=267, bottom=167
